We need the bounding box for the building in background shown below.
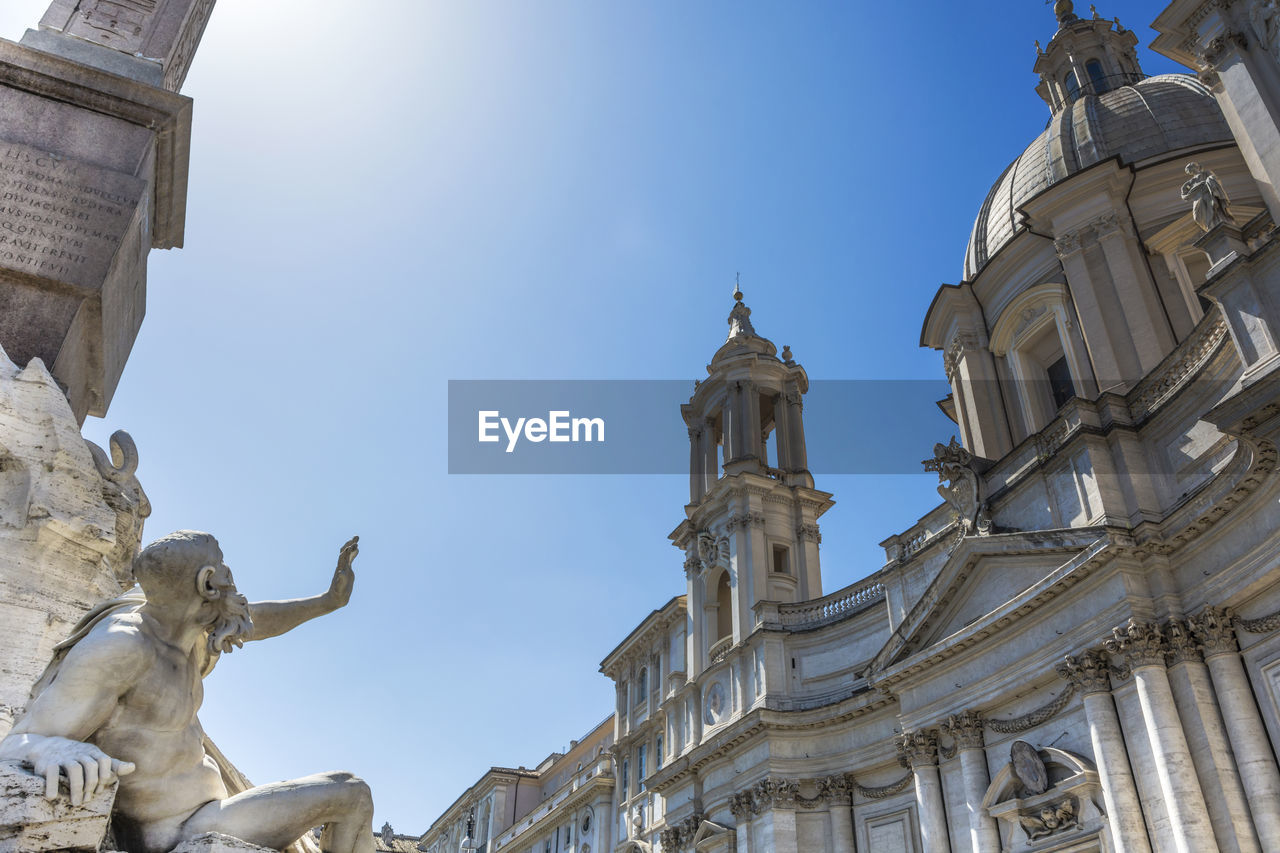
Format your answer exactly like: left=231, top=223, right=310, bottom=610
left=423, top=1, right=1280, bottom=851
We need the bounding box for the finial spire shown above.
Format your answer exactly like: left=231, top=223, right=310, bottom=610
left=726, top=276, right=755, bottom=340
left=1054, top=0, right=1075, bottom=23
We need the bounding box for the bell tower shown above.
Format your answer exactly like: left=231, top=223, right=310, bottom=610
left=670, top=285, right=833, bottom=677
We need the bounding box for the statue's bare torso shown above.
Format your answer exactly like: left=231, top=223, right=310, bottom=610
left=86, top=610, right=227, bottom=828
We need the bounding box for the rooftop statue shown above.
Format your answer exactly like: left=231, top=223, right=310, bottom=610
left=1181, top=162, right=1233, bottom=232
left=0, top=531, right=373, bottom=853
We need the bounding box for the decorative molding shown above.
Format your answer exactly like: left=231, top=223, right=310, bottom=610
left=725, top=511, right=766, bottom=533
left=984, top=683, right=1075, bottom=734
left=853, top=773, right=913, bottom=800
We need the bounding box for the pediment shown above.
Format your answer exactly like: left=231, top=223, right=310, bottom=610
left=692, top=820, right=735, bottom=852
left=867, top=528, right=1111, bottom=676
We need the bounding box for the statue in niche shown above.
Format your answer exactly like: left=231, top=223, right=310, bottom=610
left=1181, top=162, right=1233, bottom=232
left=1253, top=1, right=1280, bottom=63
left=0, top=531, right=373, bottom=853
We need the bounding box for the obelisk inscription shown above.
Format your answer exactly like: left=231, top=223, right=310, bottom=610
left=0, top=141, right=144, bottom=290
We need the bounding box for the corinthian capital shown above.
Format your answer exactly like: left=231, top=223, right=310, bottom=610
left=1191, top=605, right=1239, bottom=657
left=1053, top=231, right=1083, bottom=257
left=819, top=773, right=853, bottom=805
left=1165, top=619, right=1203, bottom=665
left=1103, top=619, right=1167, bottom=669
left=1057, top=650, right=1111, bottom=694
left=942, top=710, right=985, bottom=750
left=897, top=729, right=939, bottom=768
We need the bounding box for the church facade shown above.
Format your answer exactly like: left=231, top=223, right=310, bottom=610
left=419, top=1, right=1280, bottom=852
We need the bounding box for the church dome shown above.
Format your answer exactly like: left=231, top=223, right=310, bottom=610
left=963, top=74, right=1232, bottom=279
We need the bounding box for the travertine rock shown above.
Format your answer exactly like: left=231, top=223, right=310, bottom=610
left=0, top=343, right=128, bottom=738
left=170, top=833, right=277, bottom=853
left=0, top=759, right=114, bottom=852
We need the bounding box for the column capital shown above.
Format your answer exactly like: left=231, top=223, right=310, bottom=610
left=751, top=777, right=799, bottom=811
left=1191, top=605, right=1240, bottom=657
left=1104, top=619, right=1167, bottom=669
left=819, top=773, right=854, bottom=805
left=1057, top=650, right=1113, bottom=693
left=1166, top=619, right=1204, bottom=665
left=728, top=791, right=754, bottom=820
left=942, top=710, right=985, bottom=750
left=898, top=729, right=939, bottom=768
left=1054, top=230, right=1084, bottom=258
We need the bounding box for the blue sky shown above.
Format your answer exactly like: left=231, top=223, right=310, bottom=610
left=0, top=0, right=1188, bottom=833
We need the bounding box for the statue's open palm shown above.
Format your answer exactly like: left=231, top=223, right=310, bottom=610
left=327, top=536, right=358, bottom=609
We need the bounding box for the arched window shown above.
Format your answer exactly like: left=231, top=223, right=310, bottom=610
left=1085, top=59, right=1109, bottom=95
left=989, top=284, right=1093, bottom=438
left=1064, top=70, right=1080, bottom=101
left=636, top=667, right=647, bottom=700
left=715, top=573, right=732, bottom=642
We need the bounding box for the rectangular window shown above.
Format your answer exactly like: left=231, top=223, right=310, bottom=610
left=622, top=759, right=629, bottom=798
left=655, top=735, right=664, bottom=769
left=771, top=544, right=790, bottom=575
left=1046, top=355, right=1075, bottom=410
left=637, top=744, right=647, bottom=792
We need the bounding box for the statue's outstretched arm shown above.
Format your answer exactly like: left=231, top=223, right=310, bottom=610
left=0, top=622, right=145, bottom=804
left=246, top=536, right=358, bottom=642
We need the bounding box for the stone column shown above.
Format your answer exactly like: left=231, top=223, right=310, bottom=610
left=1166, top=619, right=1261, bottom=853
left=1106, top=620, right=1217, bottom=853
left=1058, top=651, right=1152, bottom=853
left=743, top=380, right=761, bottom=464
left=942, top=711, right=999, bottom=853
left=822, top=775, right=855, bottom=853
left=724, top=382, right=742, bottom=462
left=900, top=730, right=951, bottom=853
left=785, top=382, right=808, bottom=472
left=1193, top=607, right=1280, bottom=848
left=772, top=393, right=792, bottom=471
left=688, top=423, right=704, bottom=504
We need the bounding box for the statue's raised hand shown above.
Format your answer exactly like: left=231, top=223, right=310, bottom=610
left=326, top=535, right=359, bottom=609
left=24, top=734, right=134, bottom=806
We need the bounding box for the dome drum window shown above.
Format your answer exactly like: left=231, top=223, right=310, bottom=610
left=990, top=284, right=1093, bottom=439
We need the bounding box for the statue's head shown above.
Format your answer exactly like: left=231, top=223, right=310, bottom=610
left=133, top=530, right=253, bottom=654
left=1186, top=161, right=1201, bottom=176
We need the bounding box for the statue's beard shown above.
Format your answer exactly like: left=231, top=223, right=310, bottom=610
left=205, top=589, right=253, bottom=655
